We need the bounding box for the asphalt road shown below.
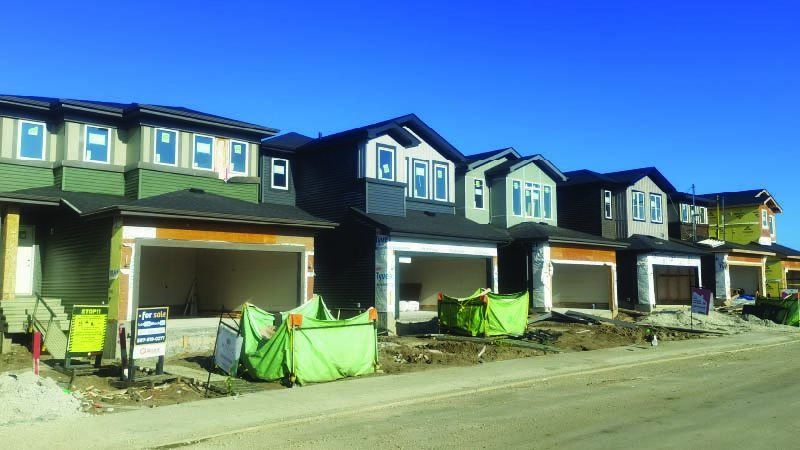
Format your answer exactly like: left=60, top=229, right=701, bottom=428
left=5, top=329, right=800, bottom=449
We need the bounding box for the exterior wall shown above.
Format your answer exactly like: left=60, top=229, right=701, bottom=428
left=0, top=161, right=54, bottom=192
left=504, top=163, right=558, bottom=228
left=547, top=244, right=617, bottom=311
left=295, top=142, right=359, bottom=222
left=489, top=176, right=508, bottom=228
left=366, top=179, right=405, bottom=216
left=128, top=168, right=259, bottom=202
left=62, top=121, right=128, bottom=166
left=765, top=256, right=783, bottom=297
left=625, top=176, right=669, bottom=239
left=556, top=184, right=607, bottom=238
left=260, top=155, right=296, bottom=206
left=56, top=164, right=126, bottom=196
left=716, top=253, right=767, bottom=300
left=461, top=159, right=507, bottom=225
left=0, top=116, right=59, bottom=161
left=708, top=204, right=777, bottom=245
left=635, top=253, right=702, bottom=308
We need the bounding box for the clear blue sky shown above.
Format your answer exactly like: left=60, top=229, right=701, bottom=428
left=3, top=1, right=798, bottom=248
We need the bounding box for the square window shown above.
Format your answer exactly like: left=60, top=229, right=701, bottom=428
left=19, top=121, right=46, bottom=160
left=271, top=158, right=289, bottom=189
left=377, top=145, right=394, bottom=181
left=193, top=135, right=214, bottom=170
left=632, top=191, right=646, bottom=221
left=474, top=179, right=484, bottom=209
left=433, top=162, right=448, bottom=201
left=154, top=129, right=178, bottom=165
left=85, top=126, right=110, bottom=163
left=413, top=160, right=428, bottom=198
left=230, top=141, right=247, bottom=174
left=512, top=180, right=522, bottom=216
left=650, top=193, right=663, bottom=223
left=604, top=190, right=613, bottom=219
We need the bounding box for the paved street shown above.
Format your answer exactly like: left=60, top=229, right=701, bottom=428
left=4, top=329, right=800, bottom=449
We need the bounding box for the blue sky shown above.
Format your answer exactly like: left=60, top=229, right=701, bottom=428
left=3, top=1, right=798, bottom=247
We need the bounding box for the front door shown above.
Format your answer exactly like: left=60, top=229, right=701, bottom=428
left=15, top=225, right=34, bottom=296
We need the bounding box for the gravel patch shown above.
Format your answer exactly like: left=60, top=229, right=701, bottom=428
left=0, top=371, right=86, bottom=427
left=638, top=308, right=800, bottom=333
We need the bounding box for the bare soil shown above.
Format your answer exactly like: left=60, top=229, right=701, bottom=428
left=0, top=317, right=707, bottom=416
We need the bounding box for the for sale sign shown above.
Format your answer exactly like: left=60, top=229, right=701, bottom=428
left=134, top=307, right=169, bottom=358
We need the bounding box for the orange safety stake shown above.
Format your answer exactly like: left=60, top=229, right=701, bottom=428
left=289, top=314, right=303, bottom=327
left=368, top=307, right=378, bottom=321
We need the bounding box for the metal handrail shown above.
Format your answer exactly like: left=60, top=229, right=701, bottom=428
left=32, top=293, right=58, bottom=337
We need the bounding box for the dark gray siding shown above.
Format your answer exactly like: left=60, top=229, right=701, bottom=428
left=556, top=184, right=603, bottom=236
left=365, top=179, right=405, bottom=216
left=260, top=155, right=296, bottom=206
left=498, top=242, right=529, bottom=296
left=295, top=142, right=362, bottom=222
left=615, top=252, right=639, bottom=309
left=406, top=199, right=455, bottom=215
left=41, top=216, right=112, bottom=313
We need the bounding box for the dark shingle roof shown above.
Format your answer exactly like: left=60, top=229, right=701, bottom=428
left=621, top=234, right=710, bottom=255
left=507, top=222, right=627, bottom=247
left=700, top=189, right=782, bottom=213
left=465, top=147, right=521, bottom=164
left=561, top=167, right=676, bottom=193
left=693, top=239, right=776, bottom=255
left=261, top=132, right=315, bottom=151
left=559, top=169, right=620, bottom=186
left=484, top=154, right=567, bottom=182
left=758, top=242, right=800, bottom=259
left=351, top=208, right=510, bottom=243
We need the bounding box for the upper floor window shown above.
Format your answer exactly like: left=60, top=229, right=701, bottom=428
left=412, top=160, right=428, bottom=199
left=512, top=180, right=522, bottom=216
left=697, top=206, right=708, bottom=224
left=604, top=190, right=613, bottom=219
left=632, top=190, right=646, bottom=221
left=433, top=162, right=448, bottom=201
left=19, top=120, right=46, bottom=160
left=543, top=185, right=552, bottom=219
left=474, top=179, right=485, bottom=209
left=84, top=126, right=110, bottom=163
left=524, top=182, right=533, bottom=217
left=761, top=210, right=768, bottom=229
left=769, top=215, right=775, bottom=235
left=681, top=204, right=708, bottom=224
left=650, top=193, right=663, bottom=223
left=377, top=144, right=395, bottom=181
left=230, top=141, right=247, bottom=175
left=271, top=158, right=289, bottom=190
left=680, top=204, right=690, bottom=223
left=154, top=128, right=178, bottom=166
left=193, top=135, right=214, bottom=170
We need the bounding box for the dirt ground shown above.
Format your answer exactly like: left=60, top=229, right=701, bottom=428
left=0, top=315, right=708, bottom=415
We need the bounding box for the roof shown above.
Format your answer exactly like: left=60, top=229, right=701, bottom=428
left=694, top=239, right=776, bottom=256
left=757, top=242, right=800, bottom=259
left=620, top=234, right=710, bottom=255
left=507, top=222, right=627, bottom=248
left=560, top=167, right=676, bottom=193
left=0, top=95, right=278, bottom=136
left=667, top=192, right=716, bottom=206
left=701, top=189, right=782, bottom=213
left=0, top=186, right=335, bottom=229
left=484, top=154, right=567, bottom=182
left=297, top=114, right=466, bottom=163
left=559, top=169, right=620, bottom=186
left=261, top=132, right=315, bottom=151
left=464, top=147, right=522, bottom=170
left=350, top=208, right=510, bottom=243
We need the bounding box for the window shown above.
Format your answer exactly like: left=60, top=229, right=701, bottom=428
left=680, top=204, right=690, bottom=223
left=604, top=190, right=613, bottom=219
left=474, top=179, right=484, bottom=209
left=19, top=121, right=46, bottom=160
left=761, top=210, right=768, bottom=229
left=512, top=180, right=522, bottom=216
left=682, top=205, right=708, bottom=224
left=84, top=126, right=110, bottom=163
left=524, top=182, right=533, bottom=217
left=650, top=193, right=663, bottom=223
left=532, top=183, right=542, bottom=218
left=433, top=162, right=448, bottom=201
left=154, top=128, right=178, bottom=165
left=193, top=135, right=214, bottom=170
left=230, top=140, right=247, bottom=174
left=769, top=215, right=775, bottom=235
left=412, top=160, right=428, bottom=198
left=377, top=144, right=395, bottom=181
left=697, top=206, right=708, bottom=224
left=271, top=158, right=289, bottom=189
left=543, top=185, right=552, bottom=219
left=632, top=191, right=646, bottom=221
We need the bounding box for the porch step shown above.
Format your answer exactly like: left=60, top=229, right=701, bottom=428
left=0, top=297, right=70, bottom=333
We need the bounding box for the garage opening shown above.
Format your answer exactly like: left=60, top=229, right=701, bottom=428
left=728, top=265, right=762, bottom=297
left=552, top=264, right=611, bottom=310
left=395, top=255, right=491, bottom=312
left=787, top=270, right=800, bottom=293
left=654, top=265, right=698, bottom=305
left=137, top=245, right=301, bottom=317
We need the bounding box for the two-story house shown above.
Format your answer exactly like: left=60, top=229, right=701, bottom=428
left=558, top=167, right=710, bottom=311
left=0, top=96, right=334, bottom=355
left=457, top=149, right=627, bottom=315
left=281, top=114, right=509, bottom=333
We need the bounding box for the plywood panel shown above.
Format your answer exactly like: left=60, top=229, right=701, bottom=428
left=728, top=254, right=763, bottom=265
left=550, top=245, right=616, bottom=264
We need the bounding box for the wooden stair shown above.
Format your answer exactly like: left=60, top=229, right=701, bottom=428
left=0, top=296, right=70, bottom=357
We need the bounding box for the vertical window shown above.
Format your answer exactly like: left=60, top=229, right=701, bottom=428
left=512, top=180, right=522, bottom=216
left=632, top=191, right=646, bottom=221
left=761, top=210, right=768, bottom=229
left=230, top=140, right=247, bottom=174
left=769, top=215, right=775, bottom=235
left=433, top=162, right=448, bottom=201
left=84, top=125, right=110, bottom=163
left=154, top=128, right=178, bottom=165
left=413, top=160, right=428, bottom=198
left=533, top=183, right=542, bottom=218
left=543, top=185, right=552, bottom=219
left=650, top=193, right=663, bottom=223
left=524, top=182, right=533, bottom=217
left=680, top=204, right=690, bottom=223
left=19, top=121, right=46, bottom=160
left=604, top=190, right=613, bottom=219
left=377, top=145, right=394, bottom=181
left=697, top=207, right=707, bottom=224
left=271, top=158, right=289, bottom=189
left=193, top=135, right=214, bottom=170
left=474, top=179, right=484, bottom=209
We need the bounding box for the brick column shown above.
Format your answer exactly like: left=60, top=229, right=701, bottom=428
left=1, top=206, right=20, bottom=300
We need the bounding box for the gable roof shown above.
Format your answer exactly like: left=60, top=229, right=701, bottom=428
left=667, top=191, right=716, bottom=206
left=693, top=239, right=776, bottom=256
left=261, top=132, right=315, bottom=152
left=0, top=95, right=278, bottom=137
left=507, top=222, right=627, bottom=248
left=484, top=154, right=567, bottom=182
left=0, top=186, right=334, bottom=229
left=701, top=189, right=782, bottom=213
left=620, top=234, right=710, bottom=255
left=296, top=114, right=466, bottom=163
left=757, top=242, right=800, bottom=259
left=464, top=147, right=522, bottom=170
left=559, top=169, right=620, bottom=187
left=560, top=167, right=676, bottom=193
left=350, top=208, right=510, bottom=243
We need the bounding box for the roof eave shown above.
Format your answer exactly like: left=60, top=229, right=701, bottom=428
left=82, top=206, right=336, bottom=229
left=128, top=106, right=279, bottom=136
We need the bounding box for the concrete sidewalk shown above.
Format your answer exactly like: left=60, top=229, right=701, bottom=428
left=5, top=329, right=800, bottom=449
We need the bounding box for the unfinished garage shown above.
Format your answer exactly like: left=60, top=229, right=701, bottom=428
left=552, top=263, right=612, bottom=309
left=728, top=265, right=762, bottom=297
left=395, top=254, right=492, bottom=312
left=654, top=265, right=698, bottom=305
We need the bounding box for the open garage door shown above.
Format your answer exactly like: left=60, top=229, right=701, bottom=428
left=729, top=265, right=762, bottom=297
left=136, top=244, right=301, bottom=316
left=552, top=264, right=612, bottom=310
left=395, top=255, right=491, bottom=313
left=787, top=270, right=800, bottom=293
left=654, top=265, right=698, bottom=305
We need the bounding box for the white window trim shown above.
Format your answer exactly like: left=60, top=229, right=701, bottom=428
left=433, top=161, right=449, bottom=202
left=271, top=158, right=290, bottom=190
left=412, top=159, right=429, bottom=199
left=473, top=178, right=485, bottom=210
left=83, top=125, right=111, bottom=164
left=768, top=215, right=775, bottom=235
left=192, top=134, right=215, bottom=171
left=18, top=120, right=47, bottom=160
left=376, top=144, right=395, bottom=181
left=680, top=204, right=690, bottom=223
left=650, top=193, right=663, bottom=224
left=543, top=184, right=553, bottom=219
left=229, top=140, right=248, bottom=175
left=512, top=179, right=523, bottom=217
left=154, top=128, right=178, bottom=167
left=761, top=210, right=768, bottom=229
left=604, top=190, right=613, bottom=219
left=697, top=206, right=708, bottom=225
left=531, top=183, right=542, bottom=219
left=632, top=190, right=646, bottom=221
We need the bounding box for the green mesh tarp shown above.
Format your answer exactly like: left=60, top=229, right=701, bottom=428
left=749, top=294, right=800, bottom=326
left=438, top=289, right=529, bottom=337
left=239, top=296, right=378, bottom=385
